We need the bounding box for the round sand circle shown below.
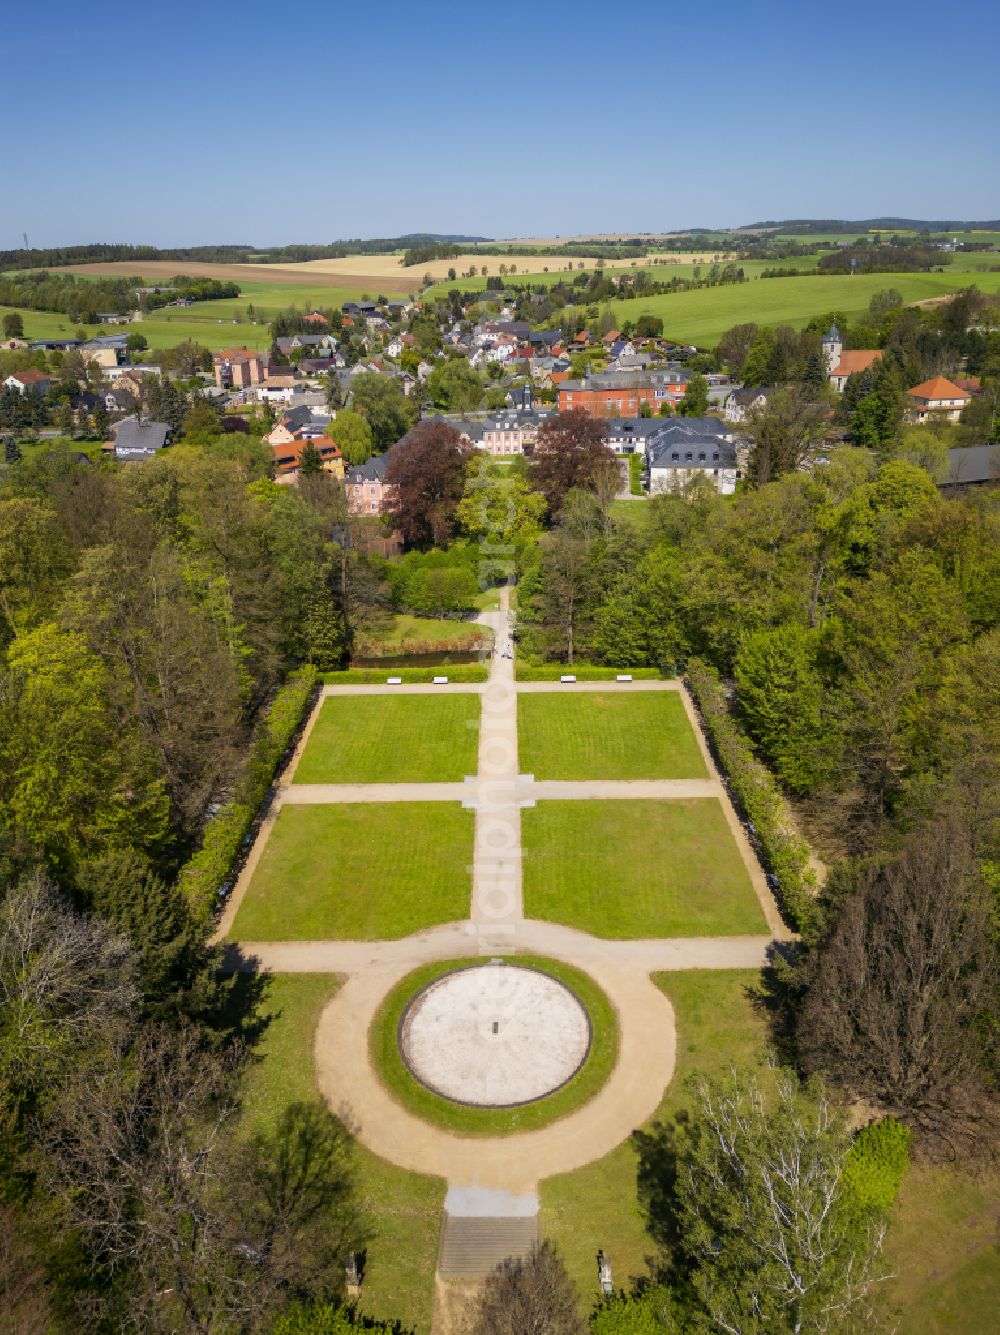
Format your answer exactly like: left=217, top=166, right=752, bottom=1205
left=399, top=964, right=592, bottom=1107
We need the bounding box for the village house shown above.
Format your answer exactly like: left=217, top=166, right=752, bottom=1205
left=724, top=385, right=776, bottom=423
left=645, top=418, right=739, bottom=495
left=3, top=368, right=52, bottom=395
left=81, top=333, right=130, bottom=368
left=271, top=436, right=343, bottom=483
left=109, top=415, right=172, bottom=461
left=603, top=417, right=670, bottom=456
left=275, top=333, right=338, bottom=357
left=265, top=405, right=331, bottom=446
left=214, top=347, right=265, bottom=389
left=906, top=376, right=972, bottom=423
left=345, top=452, right=396, bottom=515
left=480, top=409, right=553, bottom=456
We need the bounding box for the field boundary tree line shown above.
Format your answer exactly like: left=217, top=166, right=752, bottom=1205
left=179, top=666, right=318, bottom=920
left=685, top=657, right=817, bottom=932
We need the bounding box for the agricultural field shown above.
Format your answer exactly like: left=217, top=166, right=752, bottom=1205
left=521, top=799, right=765, bottom=937
left=517, top=690, right=707, bottom=780
left=55, top=257, right=417, bottom=295
left=228, top=802, right=474, bottom=939
left=600, top=268, right=1000, bottom=348
left=293, top=693, right=481, bottom=785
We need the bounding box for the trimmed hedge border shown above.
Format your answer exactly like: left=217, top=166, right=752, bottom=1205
left=180, top=666, right=319, bottom=920
left=686, top=657, right=816, bottom=934
left=321, top=663, right=488, bottom=684
left=515, top=663, right=667, bottom=682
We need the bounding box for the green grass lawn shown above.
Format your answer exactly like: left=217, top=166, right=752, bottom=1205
left=522, top=800, right=765, bottom=937
left=542, top=969, right=771, bottom=1309
left=239, top=974, right=443, bottom=1332
left=517, top=691, right=706, bottom=780
left=878, top=1162, right=999, bottom=1333
left=369, top=956, right=618, bottom=1135
left=294, top=694, right=480, bottom=784
left=599, top=269, right=1000, bottom=348
left=229, top=803, right=473, bottom=939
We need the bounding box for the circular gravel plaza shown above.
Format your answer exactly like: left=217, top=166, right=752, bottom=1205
left=399, top=963, right=592, bottom=1107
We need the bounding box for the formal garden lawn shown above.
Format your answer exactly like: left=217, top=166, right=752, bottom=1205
left=229, top=803, right=473, bottom=939
left=239, top=974, right=444, bottom=1332
left=293, top=693, right=481, bottom=784
left=522, top=800, right=764, bottom=937
left=516, top=691, right=707, bottom=781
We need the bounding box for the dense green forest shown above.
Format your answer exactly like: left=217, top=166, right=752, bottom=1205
left=0, top=443, right=401, bottom=1331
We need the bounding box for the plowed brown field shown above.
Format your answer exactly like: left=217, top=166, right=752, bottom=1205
left=57, top=259, right=422, bottom=294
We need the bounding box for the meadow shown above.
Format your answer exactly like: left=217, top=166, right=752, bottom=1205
left=599, top=267, right=1000, bottom=347
left=521, top=799, right=765, bottom=937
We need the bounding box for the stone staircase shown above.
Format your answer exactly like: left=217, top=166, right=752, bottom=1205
left=437, top=1185, right=539, bottom=1279
left=438, top=1213, right=539, bottom=1278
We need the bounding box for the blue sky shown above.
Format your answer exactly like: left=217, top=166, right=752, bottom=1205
left=3, top=0, right=998, bottom=246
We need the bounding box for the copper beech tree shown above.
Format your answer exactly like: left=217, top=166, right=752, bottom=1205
left=528, top=410, right=619, bottom=514
left=384, top=420, right=475, bottom=547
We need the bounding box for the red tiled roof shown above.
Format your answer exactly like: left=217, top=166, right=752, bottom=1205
left=907, top=376, right=971, bottom=402
left=830, top=350, right=882, bottom=378
left=11, top=368, right=50, bottom=384
left=271, top=436, right=342, bottom=473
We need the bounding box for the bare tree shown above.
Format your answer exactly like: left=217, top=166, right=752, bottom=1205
left=0, top=872, right=137, bottom=1098
left=797, top=812, right=998, bottom=1153
left=462, top=1241, right=584, bottom=1335
left=40, top=1024, right=362, bottom=1333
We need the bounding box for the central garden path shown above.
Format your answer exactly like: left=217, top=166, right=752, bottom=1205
left=219, top=587, right=791, bottom=1320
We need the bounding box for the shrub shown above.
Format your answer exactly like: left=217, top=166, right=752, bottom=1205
left=842, top=1117, right=911, bottom=1216
left=686, top=657, right=817, bottom=934
left=180, top=666, right=318, bottom=919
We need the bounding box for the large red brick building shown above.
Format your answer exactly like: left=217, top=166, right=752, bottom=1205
left=557, top=369, right=689, bottom=417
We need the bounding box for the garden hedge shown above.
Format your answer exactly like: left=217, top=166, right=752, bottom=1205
left=685, top=657, right=817, bottom=933
left=180, top=665, right=319, bottom=920
left=321, top=663, right=488, bottom=684
left=515, top=663, right=666, bottom=682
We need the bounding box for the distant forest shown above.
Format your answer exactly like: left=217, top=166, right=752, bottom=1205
left=0, top=235, right=492, bottom=271
left=742, top=217, right=1000, bottom=233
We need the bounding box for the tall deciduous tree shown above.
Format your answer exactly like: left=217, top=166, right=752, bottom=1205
left=329, top=408, right=373, bottom=465
left=746, top=385, right=829, bottom=486
left=797, top=812, right=998, bottom=1150
left=675, top=1069, right=885, bottom=1335
left=383, top=420, right=474, bottom=547
left=349, top=372, right=417, bottom=452
left=528, top=410, right=616, bottom=514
